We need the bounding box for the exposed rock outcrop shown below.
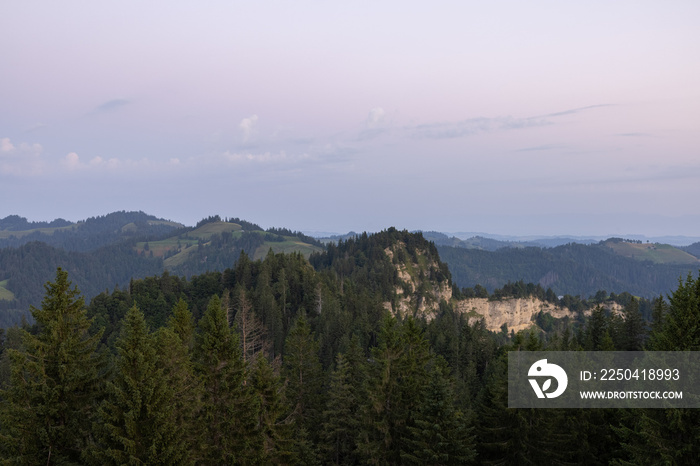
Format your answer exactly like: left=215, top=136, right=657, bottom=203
left=383, top=243, right=452, bottom=318
left=453, top=297, right=580, bottom=332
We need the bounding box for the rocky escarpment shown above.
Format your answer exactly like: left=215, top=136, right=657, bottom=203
left=454, top=297, right=578, bottom=332
left=383, top=243, right=452, bottom=318
left=453, top=298, right=624, bottom=332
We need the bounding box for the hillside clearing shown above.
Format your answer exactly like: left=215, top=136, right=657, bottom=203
left=606, top=241, right=699, bottom=265
left=0, top=280, right=15, bottom=301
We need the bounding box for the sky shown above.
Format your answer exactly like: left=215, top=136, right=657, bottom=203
left=2, top=1, right=699, bottom=237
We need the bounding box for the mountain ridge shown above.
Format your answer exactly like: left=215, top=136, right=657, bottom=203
left=2, top=210, right=697, bottom=327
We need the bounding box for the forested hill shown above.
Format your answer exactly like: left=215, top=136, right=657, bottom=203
left=3, top=226, right=700, bottom=463
left=87, top=227, right=453, bottom=355
left=0, top=211, right=182, bottom=252
left=438, top=239, right=700, bottom=299
left=0, top=214, right=323, bottom=326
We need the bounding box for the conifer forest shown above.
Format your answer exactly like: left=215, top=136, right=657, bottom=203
left=1, top=228, right=699, bottom=465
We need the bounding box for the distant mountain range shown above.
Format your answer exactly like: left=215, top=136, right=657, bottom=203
left=1, top=211, right=698, bottom=326
left=310, top=230, right=700, bottom=248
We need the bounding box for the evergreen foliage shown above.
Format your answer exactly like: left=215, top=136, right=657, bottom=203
left=0, top=229, right=696, bottom=464
left=0, top=268, right=104, bottom=464
left=90, top=305, right=188, bottom=464
left=194, top=295, right=258, bottom=464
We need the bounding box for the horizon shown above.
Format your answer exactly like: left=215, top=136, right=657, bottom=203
left=4, top=210, right=700, bottom=246
left=2, top=2, right=699, bottom=239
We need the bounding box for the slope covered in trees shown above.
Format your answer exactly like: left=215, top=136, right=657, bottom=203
left=1, top=229, right=698, bottom=464
left=0, top=211, right=182, bottom=252
left=438, top=241, right=699, bottom=299
left=0, top=214, right=323, bottom=327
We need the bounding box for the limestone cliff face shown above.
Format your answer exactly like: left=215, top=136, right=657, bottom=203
left=453, top=297, right=579, bottom=332
left=380, top=238, right=616, bottom=331
left=383, top=243, right=452, bottom=318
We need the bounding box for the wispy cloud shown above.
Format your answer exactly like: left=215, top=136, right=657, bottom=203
left=92, top=98, right=130, bottom=114
left=614, top=132, right=652, bottom=138
left=408, top=116, right=550, bottom=140
left=517, top=144, right=567, bottom=152
left=355, top=104, right=612, bottom=142
left=24, top=123, right=47, bottom=134
left=534, top=104, right=614, bottom=119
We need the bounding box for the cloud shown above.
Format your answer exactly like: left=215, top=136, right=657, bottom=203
left=615, top=132, right=651, bottom=138
left=517, top=144, right=566, bottom=152
left=362, top=104, right=610, bottom=142
left=535, top=104, right=613, bottom=119
left=366, top=107, right=385, bottom=127
left=1, top=138, right=15, bottom=153
left=218, top=150, right=313, bottom=168
left=92, top=98, right=130, bottom=114
left=60, top=152, right=125, bottom=172
left=25, top=123, right=47, bottom=133
left=64, top=152, right=80, bottom=169
left=0, top=137, right=44, bottom=176
left=239, top=114, right=259, bottom=141
left=408, top=116, right=550, bottom=140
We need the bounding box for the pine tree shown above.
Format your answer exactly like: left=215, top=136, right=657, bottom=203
left=614, top=274, right=700, bottom=464
left=649, top=273, right=700, bottom=351
left=249, top=355, right=297, bottom=464
left=283, top=312, right=325, bottom=445
left=90, top=305, right=188, bottom=465
left=153, top=324, right=200, bottom=463
left=235, top=285, right=270, bottom=364
left=648, top=295, right=668, bottom=344
left=401, top=357, right=476, bottom=465
left=476, top=354, right=545, bottom=464
left=584, top=305, right=608, bottom=350
left=320, top=353, right=361, bottom=464
left=357, top=316, right=433, bottom=464
left=195, top=295, right=258, bottom=464
left=0, top=268, right=105, bottom=464
left=621, top=298, right=646, bottom=351
left=169, top=298, right=195, bottom=350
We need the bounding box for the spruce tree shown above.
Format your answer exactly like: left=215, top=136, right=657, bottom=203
left=195, top=295, right=258, bottom=464
left=615, top=274, right=700, bottom=464
left=90, top=305, right=188, bottom=465
left=357, top=316, right=433, bottom=464
left=169, top=298, right=195, bottom=350
left=583, top=305, right=608, bottom=350
left=401, top=357, right=476, bottom=465
left=249, top=355, right=297, bottom=464
left=320, top=353, right=361, bottom=465
left=621, top=297, right=645, bottom=351
left=154, top=325, right=200, bottom=463
left=320, top=336, right=366, bottom=465
left=282, top=312, right=325, bottom=442
left=0, top=268, right=105, bottom=464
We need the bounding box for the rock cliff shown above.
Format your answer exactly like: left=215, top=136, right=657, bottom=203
left=383, top=243, right=452, bottom=318
left=453, top=297, right=577, bottom=332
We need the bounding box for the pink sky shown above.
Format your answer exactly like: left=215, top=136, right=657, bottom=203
left=2, top=1, right=699, bottom=236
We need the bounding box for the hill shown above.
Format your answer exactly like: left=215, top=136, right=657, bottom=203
left=134, top=219, right=324, bottom=274
left=438, top=239, right=699, bottom=299
left=0, top=211, right=183, bottom=252
left=682, top=241, right=700, bottom=259
left=602, top=238, right=699, bottom=264
left=4, top=226, right=698, bottom=463
left=2, top=210, right=697, bottom=326
left=0, top=213, right=323, bottom=326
